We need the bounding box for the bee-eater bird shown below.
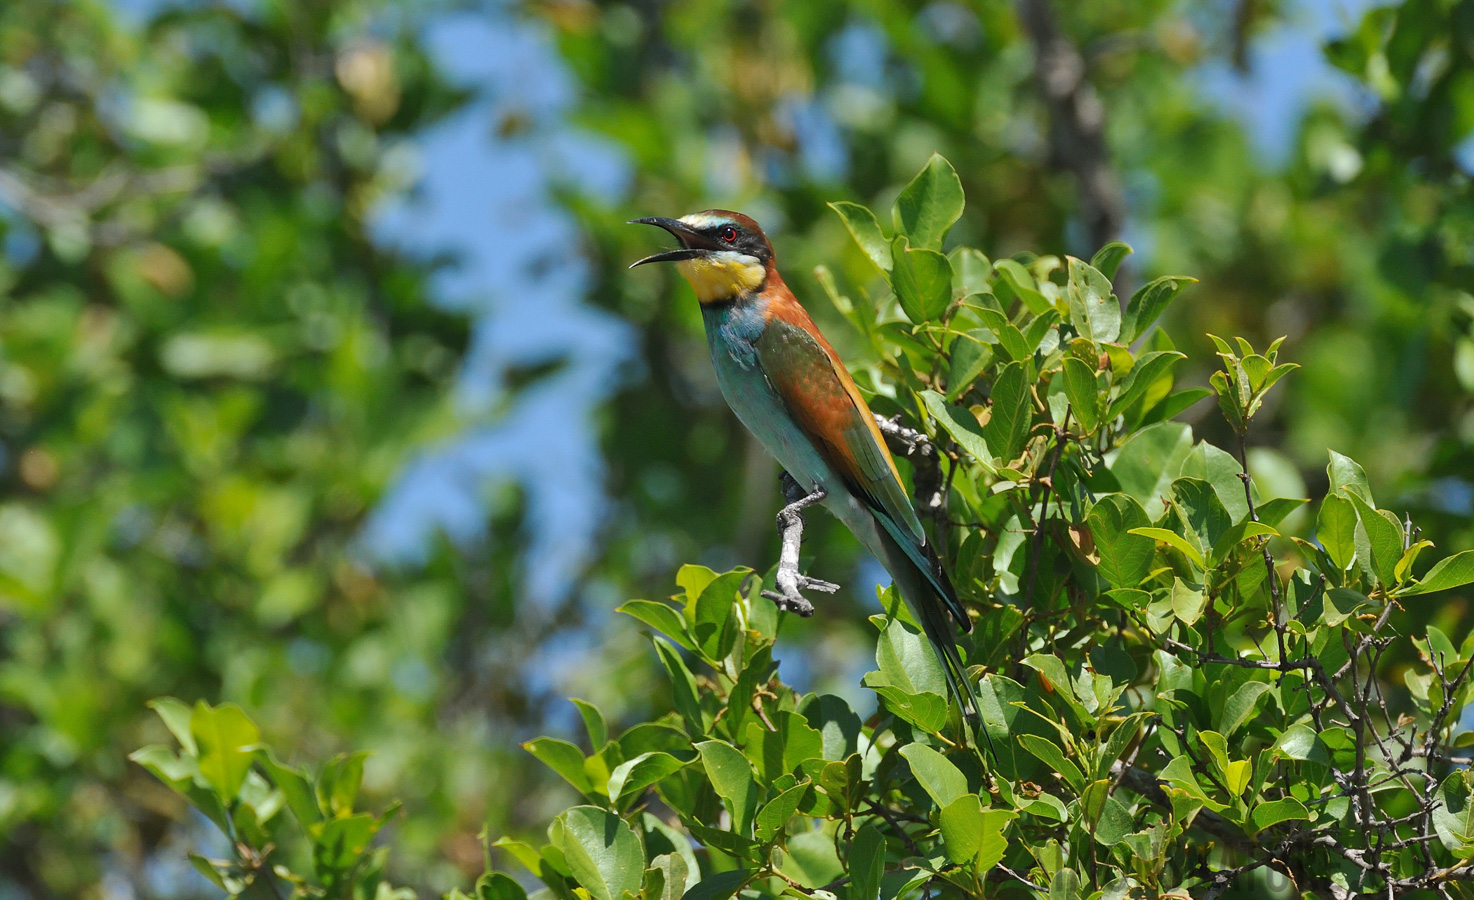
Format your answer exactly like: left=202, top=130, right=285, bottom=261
left=629, top=210, right=980, bottom=725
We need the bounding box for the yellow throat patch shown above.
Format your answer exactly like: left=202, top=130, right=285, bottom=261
left=676, top=251, right=766, bottom=304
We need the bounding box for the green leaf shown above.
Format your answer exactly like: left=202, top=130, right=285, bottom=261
left=558, top=806, right=645, bottom=900
left=1434, top=771, right=1474, bottom=856
left=1273, top=725, right=1329, bottom=764
left=1018, top=735, right=1085, bottom=792
left=1065, top=257, right=1119, bottom=343
left=607, top=752, right=687, bottom=809
left=891, top=240, right=953, bottom=324
left=1110, top=422, right=1194, bottom=518
left=899, top=743, right=968, bottom=807
left=617, top=600, right=697, bottom=652
left=1317, top=495, right=1358, bottom=572
left=692, top=569, right=746, bottom=661
left=1400, top=550, right=1474, bottom=596
left=1122, top=276, right=1195, bottom=343
left=679, top=870, right=751, bottom=900
left=148, top=697, right=198, bottom=756
left=1327, top=450, right=1373, bottom=505
left=799, top=694, right=863, bottom=762
left=1108, top=351, right=1185, bottom=421
left=653, top=637, right=706, bottom=733
left=849, top=823, right=886, bottom=899
left=696, top=740, right=759, bottom=835
left=938, top=795, right=989, bottom=866
left=983, top=361, right=1032, bottom=464
left=743, top=711, right=824, bottom=785
left=191, top=702, right=260, bottom=802
left=1172, top=477, right=1232, bottom=559
left=257, top=750, right=322, bottom=826
left=1090, top=241, right=1133, bottom=280
left=780, top=827, right=845, bottom=888
left=1219, top=681, right=1270, bottom=737
left=861, top=677, right=950, bottom=734
left=1341, top=490, right=1401, bottom=586
left=754, top=779, right=810, bottom=842
left=571, top=699, right=608, bottom=750
left=1323, top=587, right=1369, bottom=627
left=1170, top=578, right=1207, bottom=626
left=1087, top=494, right=1154, bottom=589
left=993, top=258, right=1052, bottom=314
left=1060, top=356, right=1100, bottom=433
left=1178, top=441, right=1251, bottom=524
left=829, top=201, right=892, bottom=271
left=920, top=390, right=996, bottom=470
left=1248, top=797, right=1310, bottom=834
left=1129, top=527, right=1205, bottom=569
left=477, top=872, right=529, bottom=900
left=644, top=854, right=689, bottom=900
left=892, top=153, right=965, bottom=250
left=874, top=617, right=948, bottom=697
left=313, top=812, right=380, bottom=873
left=523, top=737, right=593, bottom=794
left=1257, top=497, right=1308, bottom=528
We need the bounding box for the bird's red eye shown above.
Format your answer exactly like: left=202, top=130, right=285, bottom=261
left=720, top=225, right=738, bottom=243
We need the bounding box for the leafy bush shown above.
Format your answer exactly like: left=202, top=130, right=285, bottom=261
left=139, top=157, right=1474, bottom=898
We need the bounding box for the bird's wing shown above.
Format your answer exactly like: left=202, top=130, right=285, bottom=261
left=754, top=309, right=923, bottom=540
left=755, top=298, right=968, bottom=629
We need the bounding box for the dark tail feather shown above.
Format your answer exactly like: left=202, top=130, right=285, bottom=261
left=886, top=539, right=996, bottom=761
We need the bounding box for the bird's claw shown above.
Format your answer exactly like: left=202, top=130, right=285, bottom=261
left=761, top=574, right=838, bottom=617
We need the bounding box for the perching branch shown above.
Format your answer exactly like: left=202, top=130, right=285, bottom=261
left=873, top=413, right=943, bottom=512
left=761, top=473, right=839, bottom=616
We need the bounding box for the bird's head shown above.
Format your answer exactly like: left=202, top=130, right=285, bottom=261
left=629, top=210, right=774, bottom=304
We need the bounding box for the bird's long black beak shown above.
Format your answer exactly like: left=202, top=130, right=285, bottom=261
left=628, top=217, right=713, bottom=268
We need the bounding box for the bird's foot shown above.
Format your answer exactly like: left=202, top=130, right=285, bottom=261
left=762, top=472, right=837, bottom=616
left=761, top=573, right=838, bottom=617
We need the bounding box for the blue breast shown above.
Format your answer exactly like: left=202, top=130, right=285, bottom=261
left=701, top=299, right=837, bottom=496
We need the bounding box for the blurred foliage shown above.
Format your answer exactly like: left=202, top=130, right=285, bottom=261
left=144, top=160, right=1474, bottom=897
left=0, top=1, right=545, bottom=896
left=5, top=0, right=1474, bottom=897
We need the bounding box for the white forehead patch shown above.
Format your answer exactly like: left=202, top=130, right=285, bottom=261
left=679, top=212, right=733, bottom=230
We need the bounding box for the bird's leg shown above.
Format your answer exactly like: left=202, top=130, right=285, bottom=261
left=761, top=472, right=839, bottom=616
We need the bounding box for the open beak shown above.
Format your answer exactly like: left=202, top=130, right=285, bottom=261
left=628, top=217, right=714, bottom=268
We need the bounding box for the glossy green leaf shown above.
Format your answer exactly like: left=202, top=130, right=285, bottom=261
left=191, top=702, right=260, bottom=802
left=1087, top=493, right=1154, bottom=589
left=696, top=740, right=759, bottom=835
left=1090, top=241, right=1133, bottom=280
left=1061, top=356, right=1100, bottom=433
left=1341, top=490, right=1401, bottom=585
left=1249, top=797, right=1310, bottom=834
left=891, top=240, right=953, bottom=324
left=983, top=361, right=1032, bottom=464
left=921, top=390, right=995, bottom=469
left=607, top=751, right=687, bottom=809
left=558, top=806, right=645, bottom=900
left=848, top=823, right=886, bottom=899
left=899, top=743, right=968, bottom=807
left=1122, top=276, right=1195, bottom=343
left=1317, top=494, right=1358, bottom=572
left=1400, top=550, right=1474, bottom=596
left=1065, top=257, right=1119, bottom=343
left=892, top=153, right=965, bottom=250
left=829, top=201, right=892, bottom=271
left=524, top=737, right=593, bottom=795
